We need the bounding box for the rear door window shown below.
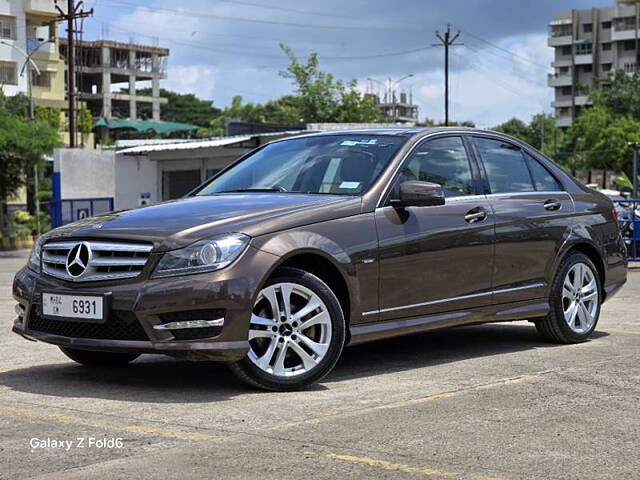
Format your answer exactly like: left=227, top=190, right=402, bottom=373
left=474, top=137, right=534, bottom=193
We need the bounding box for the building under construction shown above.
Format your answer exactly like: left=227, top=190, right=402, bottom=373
left=60, top=38, right=169, bottom=121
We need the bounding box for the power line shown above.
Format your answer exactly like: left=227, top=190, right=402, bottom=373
left=219, top=0, right=347, bottom=19
left=463, top=43, right=548, bottom=88
left=456, top=27, right=552, bottom=72
left=105, top=0, right=415, bottom=32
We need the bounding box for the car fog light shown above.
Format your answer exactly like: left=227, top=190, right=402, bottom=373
left=153, top=318, right=225, bottom=330
left=15, top=304, right=25, bottom=318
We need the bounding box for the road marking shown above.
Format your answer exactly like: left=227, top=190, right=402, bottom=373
left=0, top=406, right=218, bottom=442
left=326, top=453, right=506, bottom=480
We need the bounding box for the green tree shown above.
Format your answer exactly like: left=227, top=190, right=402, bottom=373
left=591, top=70, right=640, bottom=118
left=279, top=44, right=385, bottom=123
left=492, top=114, right=563, bottom=158
left=113, top=88, right=221, bottom=128
left=0, top=92, right=61, bottom=235
left=560, top=105, right=640, bottom=180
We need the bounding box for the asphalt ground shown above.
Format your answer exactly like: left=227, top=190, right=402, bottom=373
left=1, top=251, right=638, bottom=480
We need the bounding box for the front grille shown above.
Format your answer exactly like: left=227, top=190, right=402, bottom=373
left=42, top=240, right=153, bottom=282
left=28, top=307, right=149, bottom=341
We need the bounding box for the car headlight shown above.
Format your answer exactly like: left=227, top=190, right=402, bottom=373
left=27, top=236, right=44, bottom=272
left=152, top=233, right=250, bottom=278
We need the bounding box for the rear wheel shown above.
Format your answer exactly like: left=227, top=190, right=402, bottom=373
left=59, top=347, right=140, bottom=366
left=229, top=267, right=345, bottom=391
left=535, top=252, right=601, bottom=343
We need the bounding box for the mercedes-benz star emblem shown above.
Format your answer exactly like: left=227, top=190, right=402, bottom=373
left=66, top=242, right=92, bottom=278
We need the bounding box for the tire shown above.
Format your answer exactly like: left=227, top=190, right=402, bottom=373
left=229, top=267, right=346, bottom=391
left=59, top=347, right=140, bottom=366
left=535, top=252, right=602, bottom=344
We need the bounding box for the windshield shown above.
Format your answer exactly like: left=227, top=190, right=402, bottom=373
left=196, top=134, right=407, bottom=196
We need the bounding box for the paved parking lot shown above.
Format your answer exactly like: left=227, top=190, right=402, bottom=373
left=1, top=250, right=639, bottom=480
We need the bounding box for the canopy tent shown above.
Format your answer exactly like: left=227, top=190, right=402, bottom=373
left=93, top=118, right=199, bottom=135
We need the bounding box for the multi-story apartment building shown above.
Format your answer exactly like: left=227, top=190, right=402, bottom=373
left=0, top=0, right=66, bottom=111
left=549, top=0, right=640, bottom=127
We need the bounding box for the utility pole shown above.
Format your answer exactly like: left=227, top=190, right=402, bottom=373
left=433, top=24, right=462, bottom=126
left=55, top=0, right=93, bottom=148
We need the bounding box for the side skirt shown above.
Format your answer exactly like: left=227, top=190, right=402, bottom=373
left=347, top=299, right=550, bottom=346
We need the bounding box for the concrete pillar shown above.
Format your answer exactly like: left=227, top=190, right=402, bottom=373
left=151, top=53, right=160, bottom=120
left=128, top=49, right=136, bottom=119
left=101, top=46, right=112, bottom=119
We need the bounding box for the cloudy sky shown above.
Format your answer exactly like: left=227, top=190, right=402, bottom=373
left=83, top=0, right=613, bottom=127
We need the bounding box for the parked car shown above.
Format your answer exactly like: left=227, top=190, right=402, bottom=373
left=12, top=128, right=628, bottom=391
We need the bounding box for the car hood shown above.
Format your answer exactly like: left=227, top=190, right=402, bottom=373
left=43, top=193, right=361, bottom=251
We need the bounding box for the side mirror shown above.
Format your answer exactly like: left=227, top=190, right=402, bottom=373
left=392, top=181, right=445, bottom=208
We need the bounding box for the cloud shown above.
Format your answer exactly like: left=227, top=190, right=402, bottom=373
left=85, top=0, right=595, bottom=126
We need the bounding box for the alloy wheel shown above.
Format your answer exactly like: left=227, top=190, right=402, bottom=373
left=561, top=262, right=599, bottom=334
left=248, top=282, right=332, bottom=377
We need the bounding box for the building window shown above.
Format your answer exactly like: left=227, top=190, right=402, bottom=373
left=602, top=21, right=612, bottom=29
left=0, top=61, right=17, bottom=85
left=31, top=70, right=52, bottom=88
left=0, top=15, right=16, bottom=39
left=583, top=23, right=593, bottom=33
left=623, top=40, right=636, bottom=50
left=561, top=86, right=573, bottom=96
left=615, top=17, right=636, bottom=32
left=602, top=63, right=613, bottom=72
left=559, top=66, right=570, bottom=75
left=561, top=45, right=572, bottom=55
left=582, top=64, right=593, bottom=73
left=551, top=24, right=572, bottom=37
left=602, top=42, right=612, bottom=51
left=574, top=42, right=593, bottom=55
left=624, top=62, right=636, bottom=73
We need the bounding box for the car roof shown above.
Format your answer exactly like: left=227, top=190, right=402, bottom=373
left=299, top=126, right=502, bottom=139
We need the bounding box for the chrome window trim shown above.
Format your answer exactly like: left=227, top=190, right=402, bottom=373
left=362, top=282, right=545, bottom=317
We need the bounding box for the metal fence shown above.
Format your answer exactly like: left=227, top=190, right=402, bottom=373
left=613, top=199, right=640, bottom=261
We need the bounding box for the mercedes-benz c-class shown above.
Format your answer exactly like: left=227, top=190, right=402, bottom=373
left=12, top=128, right=627, bottom=390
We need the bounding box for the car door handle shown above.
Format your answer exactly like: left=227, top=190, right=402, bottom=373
left=543, top=199, right=562, bottom=211
left=464, top=208, right=487, bottom=224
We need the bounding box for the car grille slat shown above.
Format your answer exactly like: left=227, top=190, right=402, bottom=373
left=42, top=240, right=153, bottom=282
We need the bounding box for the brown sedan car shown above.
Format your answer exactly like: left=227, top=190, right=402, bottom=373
left=12, top=128, right=627, bottom=390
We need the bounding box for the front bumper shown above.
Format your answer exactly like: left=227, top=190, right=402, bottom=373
left=12, top=245, right=280, bottom=362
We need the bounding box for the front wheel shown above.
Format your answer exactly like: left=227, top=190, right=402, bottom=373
left=229, top=267, right=345, bottom=391
left=535, top=252, right=601, bottom=343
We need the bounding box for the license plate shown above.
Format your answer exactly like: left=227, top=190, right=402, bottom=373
left=41, top=292, right=105, bottom=322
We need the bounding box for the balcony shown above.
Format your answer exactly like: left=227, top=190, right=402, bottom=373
left=548, top=73, right=572, bottom=87
left=575, top=95, right=592, bottom=106
left=23, top=0, right=60, bottom=16
left=574, top=53, right=593, bottom=65
left=555, top=115, right=572, bottom=128
left=612, top=28, right=638, bottom=41
left=548, top=35, right=573, bottom=47
left=551, top=99, right=573, bottom=108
